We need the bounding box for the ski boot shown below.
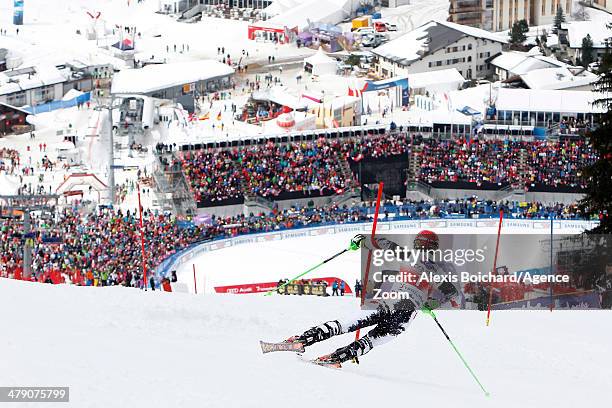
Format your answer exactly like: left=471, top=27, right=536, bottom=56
left=314, top=336, right=373, bottom=367
left=287, top=321, right=342, bottom=348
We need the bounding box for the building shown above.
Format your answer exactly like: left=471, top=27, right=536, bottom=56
left=111, top=60, right=234, bottom=101
left=0, top=61, right=110, bottom=108
left=587, top=0, right=612, bottom=13
left=372, top=20, right=506, bottom=80
left=518, top=66, right=597, bottom=90
left=449, top=0, right=573, bottom=32
left=491, top=87, right=602, bottom=127
left=558, top=19, right=612, bottom=64
left=160, top=0, right=274, bottom=14
left=111, top=60, right=234, bottom=130
left=489, top=50, right=567, bottom=80
left=449, top=0, right=495, bottom=30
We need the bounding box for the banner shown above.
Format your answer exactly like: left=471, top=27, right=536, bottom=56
left=13, top=0, right=24, bottom=25
left=362, top=77, right=409, bottom=106
left=215, top=277, right=352, bottom=295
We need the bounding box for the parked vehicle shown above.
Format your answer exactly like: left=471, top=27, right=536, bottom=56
left=361, top=33, right=387, bottom=48
left=374, top=21, right=387, bottom=32
left=385, top=22, right=398, bottom=31
left=353, top=26, right=375, bottom=36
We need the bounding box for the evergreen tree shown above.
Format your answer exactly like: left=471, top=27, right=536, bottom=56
left=580, top=26, right=612, bottom=232
left=554, top=6, right=566, bottom=32
left=517, top=19, right=529, bottom=34
left=582, top=34, right=594, bottom=68
left=509, top=21, right=526, bottom=46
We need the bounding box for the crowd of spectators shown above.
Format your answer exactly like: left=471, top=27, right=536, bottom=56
left=0, top=197, right=596, bottom=287
left=417, top=138, right=596, bottom=189
left=238, top=140, right=349, bottom=198
left=182, top=150, right=243, bottom=204
left=178, top=134, right=597, bottom=206
left=0, top=148, right=20, bottom=175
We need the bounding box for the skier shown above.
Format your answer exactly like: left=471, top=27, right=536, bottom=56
left=281, top=231, right=463, bottom=367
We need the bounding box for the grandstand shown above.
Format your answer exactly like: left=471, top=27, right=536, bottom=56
left=171, top=125, right=596, bottom=211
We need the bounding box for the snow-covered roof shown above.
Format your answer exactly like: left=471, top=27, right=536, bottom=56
left=0, top=65, right=66, bottom=96
left=563, top=19, right=612, bottom=49
left=111, top=61, right=234, bottom=95
left=257, top=0, right=350, bottom=31
left=520, top=67, right=598, bottom=91
left=496, top=88, right=603, bottom=113
left=490, top=51, right=567, bottom=75
left=407, top=68, right=465, bottom=89
left=251, top=86, right=308, bottom=110
left=304, top=48, right=337, bottom=65
left=372, top=19, right=506, bottom=66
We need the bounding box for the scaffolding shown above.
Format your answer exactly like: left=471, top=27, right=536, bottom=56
left=152, top=152, right=197, bottom=216
left=0, top=194, right=60, bottom=278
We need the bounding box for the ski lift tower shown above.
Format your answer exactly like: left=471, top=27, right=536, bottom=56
left=93, top=96, right=116, bottom=205
left=0, top=194, right=60, bottom=278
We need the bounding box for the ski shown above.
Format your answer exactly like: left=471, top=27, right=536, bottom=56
left=260, top=340, right=305, bottom=354
left=310, top=359, right=342, bottom=369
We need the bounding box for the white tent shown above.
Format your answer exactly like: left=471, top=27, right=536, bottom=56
left=304, top=48, right=337, bottom=76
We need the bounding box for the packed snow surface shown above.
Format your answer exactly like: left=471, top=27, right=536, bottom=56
left=1, top=278, right=610, bottom=408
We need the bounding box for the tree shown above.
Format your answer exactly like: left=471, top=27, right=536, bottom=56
left=582, top=34, right=595, bottom=68
left=580, top=26, right=612, bottom=233
left=508, top=21, right=527, bottom=46
left=554, top=6, right=566, bottom=32
left=517, top=19, right=529, bottom=34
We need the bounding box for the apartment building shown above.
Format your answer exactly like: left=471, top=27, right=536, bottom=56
left=372, top=20, right=506, bottom=80
left=449, top=0, right=574, bottom=32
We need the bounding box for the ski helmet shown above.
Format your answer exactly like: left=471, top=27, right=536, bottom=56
left=413, top=230, right=439, bottom=250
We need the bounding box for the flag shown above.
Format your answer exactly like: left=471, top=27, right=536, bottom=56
left=348, top=87, right=354, bottom=96
left=200, top=112, right=210, bottom=121
left=216, top=111, right=222, bottom=121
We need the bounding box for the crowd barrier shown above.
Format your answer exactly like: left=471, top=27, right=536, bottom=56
left=23, top=92, right=91, bottom=114
left=155, top=218, right=598, bottom=281
left=213, top=277, right=352, bottom=296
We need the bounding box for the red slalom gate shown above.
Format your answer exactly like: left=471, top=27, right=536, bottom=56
left=485, top=209, right=504, bottom=326
left=137, top=184, right=148, bottom=291
left=355, top=181, right=384, bottom=342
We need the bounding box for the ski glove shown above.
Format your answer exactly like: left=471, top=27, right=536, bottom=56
left=349, top=234, right=366, bottom=251
left=421, top=300, right=441, bottom=317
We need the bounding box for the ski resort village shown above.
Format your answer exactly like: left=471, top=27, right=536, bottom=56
left=0, top=0, right=611, bottom=407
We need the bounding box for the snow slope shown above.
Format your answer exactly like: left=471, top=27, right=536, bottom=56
left=1, top=278, right=610, bottom=408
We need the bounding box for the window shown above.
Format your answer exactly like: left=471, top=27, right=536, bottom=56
left=34, top=85, right=53, bottom=105
left=436, top=61, right=442, bottom=67
left=468, top=56, right=472, bottom=62
left=468, top=43, right=472, bottom=50
left=428, top=61, right=432, bottom=67
left=7, top=91, right=26, bottom=106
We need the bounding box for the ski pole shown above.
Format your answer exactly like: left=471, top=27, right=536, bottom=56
left=422, top=307, right=490, bottom=397
left=264, top=236, right=363, bottom=296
